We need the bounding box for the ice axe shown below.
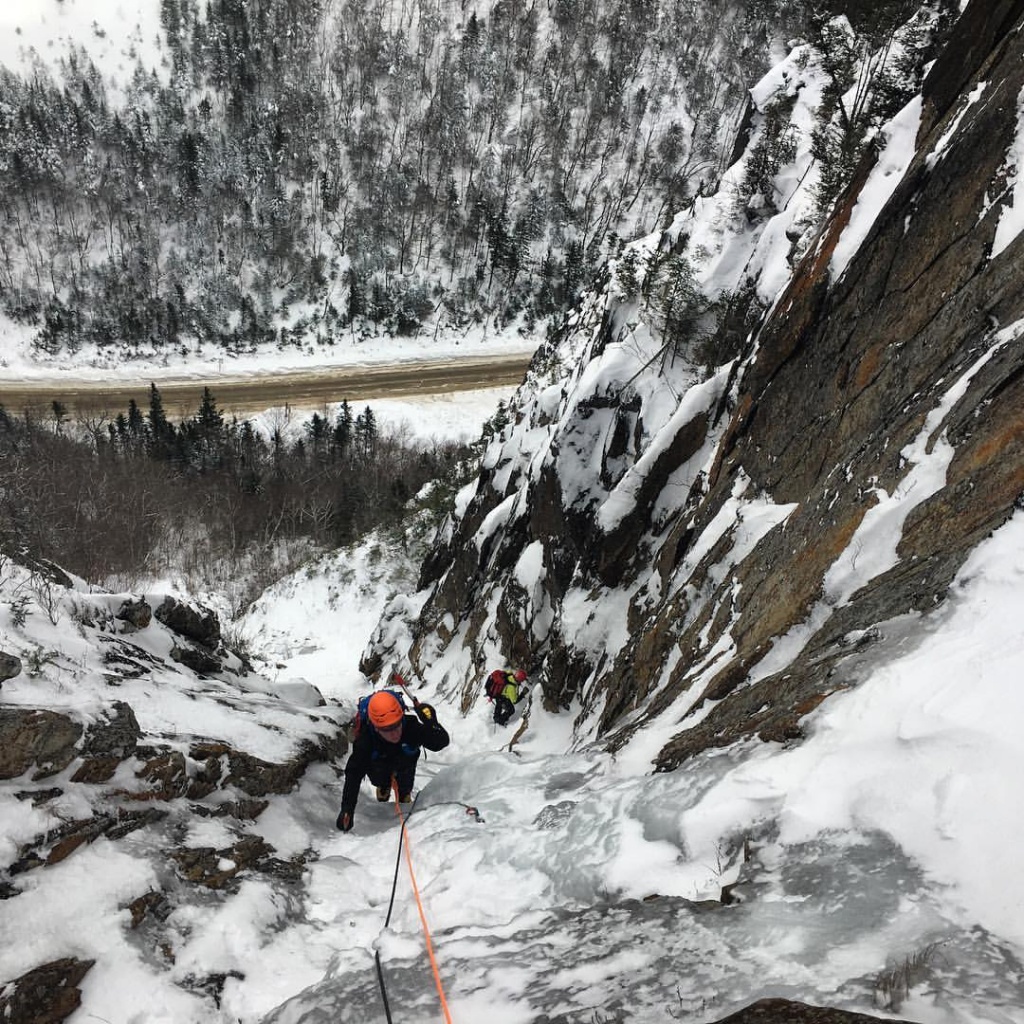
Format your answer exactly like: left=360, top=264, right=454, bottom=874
left=389, top=666, right=421, bottom=709
left=389, top=667, right=440, bottom=727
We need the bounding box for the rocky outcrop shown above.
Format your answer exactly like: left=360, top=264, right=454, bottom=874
left=0, top=958, right=94, bottom=1024
left=0, top=649, right=21, bottom=684
left=0, top=703, right=142, bottom=784
left=709, top=1000, right=916, bottom=1024
left=635, top=1, right=1024, bottom=767
left=170, top=641, right=223, bottom=675
left=153, top=596, right=256, bottom=677
left=0, top=558, right=349, bottom=1020
left=1, top=709, right=346, bottom=880
left=154, top=596, right=221, bottom=648
left=116, top=597, right=152, bottom=631
left=170, top=834, right=306, bottom=890
left=71, top=701, right=141, bottom=782
left=186, top=736, right=348, bottom=798
left=99, top=634, right=166, bottom=683
left=0, top=709, right=82, bottom=781
left=366, top=2, right=1024, bottom=771
left=9, top=808, right=168, bottom=874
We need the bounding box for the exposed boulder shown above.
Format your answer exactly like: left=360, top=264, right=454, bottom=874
left=170, top=642, right=223, bottom=675
left=129, top=749, right=191, bottom=801
left=170, top=834, right=305, bottom=890
left=709, top=1000, right=916, bottom=1024
left=116, top=597, right=152, bottom=631
left=181, top=970, right=246, bottom=1009
left=190, top=796, right=269, bottom=820
left=9, top=808, right=168, bottom=875
left=126, top=890, right=173, bottom=929
left=13, top=786, right=63, bottom=806
left=154, top=596, right=221, bottom=648
left=83, top=700, right=140, bottom=754
left=0, top=709, right=82, bottom=781
left=223, top=733, right=347, bottom=797
left=0, top=649, right=22, bottom=684
left=124, top=732, right=345, bottom=803
left=0, top=958, right=94, bottom=1024
left=99, top=635, right=166, bottom=684
left=70, top=702, right=142, bottom=783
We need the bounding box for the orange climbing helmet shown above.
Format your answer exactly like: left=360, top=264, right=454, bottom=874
left=367, top=690, right=404, bottom=728
left=514, top=669, right=527, bottom=683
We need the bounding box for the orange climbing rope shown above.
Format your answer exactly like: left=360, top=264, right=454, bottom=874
left=393, top=779, right=454, bottom=1024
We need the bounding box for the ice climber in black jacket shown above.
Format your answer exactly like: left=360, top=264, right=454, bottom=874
left=336, top=689, right=449, bottom=832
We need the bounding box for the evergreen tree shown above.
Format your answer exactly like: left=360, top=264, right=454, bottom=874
left=353, top=405, right=377, bottom=461
left=146, top=383, right=176, bottom=461
left=306, top=411, right=329, bottom=461
left=127, top=399, right=146, bottom=438
left=190, top=386, right=225, bottom=470
left=197, top=387, right=223, bottom=434
left=346, top=268, right=365, bottom=322
left=562, top=240, right=585, bottom=306
left=332, top=400, right=353, bottom=459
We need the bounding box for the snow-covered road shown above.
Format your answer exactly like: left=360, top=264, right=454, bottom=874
left=0, top=352, right=533, bottom=420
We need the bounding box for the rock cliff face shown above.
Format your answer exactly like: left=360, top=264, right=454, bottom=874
left=365, top=0, right=1024, bottom=767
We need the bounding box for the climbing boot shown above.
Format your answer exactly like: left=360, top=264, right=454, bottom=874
left=375, top=785, right=391, bottom=802
left=398, top=792, right=412, bottom=804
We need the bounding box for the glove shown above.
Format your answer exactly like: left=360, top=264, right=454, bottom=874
left=415, top=703, right=436, bottom=723
left=336, top=809, right=354, bottom=832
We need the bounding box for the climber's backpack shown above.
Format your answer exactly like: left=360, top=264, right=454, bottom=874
left=353, top=688, right=406, bottom=739
left=484, top=670, right=509, bottom=700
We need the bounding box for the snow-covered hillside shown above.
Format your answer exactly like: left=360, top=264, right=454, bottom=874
left=3, top=2, right=1024, bottom=1023
left=3, top=510, right=1023, bottom=1023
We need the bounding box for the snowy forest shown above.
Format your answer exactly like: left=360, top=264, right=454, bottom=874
left=0, top=0, right=958, bottom=619
left=0, top=0, right=948, bottom=356
left=0, top=384, right=488, bottom=606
